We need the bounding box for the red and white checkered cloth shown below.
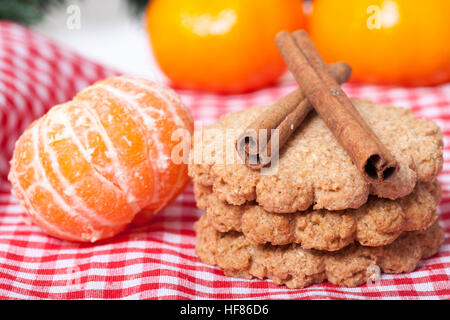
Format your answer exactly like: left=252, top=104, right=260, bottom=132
left=0, top=22, right=449, bottom=300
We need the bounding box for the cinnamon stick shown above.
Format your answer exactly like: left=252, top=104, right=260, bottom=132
left=291, top=31, right=388, bottom=149
left=236, top=62, right=352, bottom=169
left=276, top=30, right=398, bottom=183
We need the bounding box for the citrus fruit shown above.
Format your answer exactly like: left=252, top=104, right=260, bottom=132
left=8, top=76, right=194, bottom=242
left=146, top=0, right=306, bottom=93
left=309, top=0, right=450, bottom=86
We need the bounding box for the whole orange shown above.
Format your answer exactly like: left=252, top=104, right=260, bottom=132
left=309, top=0, right=450, bottom=86
left=146, top=0, right=306, bottom=93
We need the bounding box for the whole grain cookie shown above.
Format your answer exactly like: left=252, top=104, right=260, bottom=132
left=194, top=181, right=441, bottom=251
left=189, top=99, right=443, bottom=212
left=195, top=215, right=444, bottom=288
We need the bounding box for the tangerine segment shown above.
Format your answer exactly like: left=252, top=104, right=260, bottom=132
left=9, top=76, right=194, bottom=241
left=75, top=77, right=194, bottom=221
left=9, top=118, right=128, bottom=242
left=74, top=85, right=156, bottom=209
left=102, top=77, right=193, bottom=214
left=132, top=170, right=191, bottom=227
left=41, top=104, right=136, bottom=224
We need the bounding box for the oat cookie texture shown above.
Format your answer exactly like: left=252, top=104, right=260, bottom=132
left=195, top=215, right=444, bottom=289
left=189, top=99, right=443, bottom=212
left=194, top=181, right=441, bottom=251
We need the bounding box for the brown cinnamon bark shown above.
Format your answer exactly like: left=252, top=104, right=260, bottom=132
left=291, top=31, right=391, bottom=153
left=236, top=62, right=352, bottom=169
left=276, top=30, right=398, bottom=183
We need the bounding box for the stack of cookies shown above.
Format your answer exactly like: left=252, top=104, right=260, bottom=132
left=189, top=98, right=445, bottom=288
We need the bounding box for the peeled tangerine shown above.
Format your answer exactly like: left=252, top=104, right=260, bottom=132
left=8, top=76, right=194, bottom=242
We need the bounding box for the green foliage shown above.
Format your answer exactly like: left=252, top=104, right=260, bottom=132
left=0, top=0, right=150, bottom=25
left=127, top=0, right=150, bottom=15
left=0, top=0, right=66, bottom=25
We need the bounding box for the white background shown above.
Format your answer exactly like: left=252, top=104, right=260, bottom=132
left=33, top=0, right=166, bottom=82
